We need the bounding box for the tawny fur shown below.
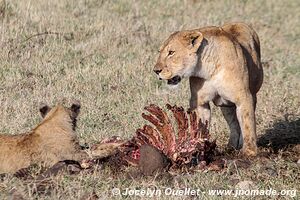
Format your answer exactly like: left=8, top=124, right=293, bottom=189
left=154, top=22, right=263, bottom=156
left=0, top=105, right=87, bottom=173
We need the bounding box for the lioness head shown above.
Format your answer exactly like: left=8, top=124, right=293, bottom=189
left=39, top=101, right=81, bottom=130
left=153, top=30, right=203, bottom=85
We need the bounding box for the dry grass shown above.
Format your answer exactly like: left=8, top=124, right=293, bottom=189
left=0, top=0, right=299, bottom=199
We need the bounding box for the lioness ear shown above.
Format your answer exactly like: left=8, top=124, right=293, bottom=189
left=39, top=103, right=51, bottom=118
left=70, top=101, right=81, bottom=118
left=184, top=31, right=203, bottom=52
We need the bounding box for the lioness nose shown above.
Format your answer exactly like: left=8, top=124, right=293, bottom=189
left=154, top=69, right=162, bottom=75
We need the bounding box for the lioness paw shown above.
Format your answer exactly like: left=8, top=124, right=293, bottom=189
left=241, top=146, right=257, bottom=157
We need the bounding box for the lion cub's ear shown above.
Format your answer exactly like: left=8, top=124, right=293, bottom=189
left=70, top=101, right=81, bottom=118
left=183, top=31, right=203, bottom=52
left=39, top=103, right=51, bottom=118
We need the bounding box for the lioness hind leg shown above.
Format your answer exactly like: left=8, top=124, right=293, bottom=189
left=236, top=97, right=258, bottom=156
left=221, top=106, right=243, bottom=150
left=60, top=150, right=89, bottom=162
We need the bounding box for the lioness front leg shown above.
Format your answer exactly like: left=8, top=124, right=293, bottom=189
left=190, top=100, right=211, bottom=126
left=189, top=77, right=213, bottom=126
left=236, top=95, right=257, bottom=156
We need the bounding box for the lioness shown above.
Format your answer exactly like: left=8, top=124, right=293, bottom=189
left=0, top=102, right=87, bottom=173
left=153, top=22, right=263, bottom=156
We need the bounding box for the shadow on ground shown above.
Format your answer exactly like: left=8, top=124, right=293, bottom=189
left=258, top=118, right=300, bottom=153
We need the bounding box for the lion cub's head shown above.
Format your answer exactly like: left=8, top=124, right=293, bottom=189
left=39, top=101, right=81, bottom=131
left=153, top=30, right=203, bottom=85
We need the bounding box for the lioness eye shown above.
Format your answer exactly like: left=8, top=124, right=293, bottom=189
left=168, top=51, right=175, bottom=56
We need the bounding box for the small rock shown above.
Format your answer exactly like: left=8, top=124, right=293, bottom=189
left=229, top=178, right=240, bottom=186
left=297, top=159, right=300, bottom=165
left=235, top=180, right=257, bottom=190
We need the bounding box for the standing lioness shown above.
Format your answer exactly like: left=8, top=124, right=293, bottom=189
left=153, top=22, right=263, bottom=156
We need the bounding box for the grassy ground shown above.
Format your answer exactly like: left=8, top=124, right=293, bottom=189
left=0, top=0, right=299, bottom=199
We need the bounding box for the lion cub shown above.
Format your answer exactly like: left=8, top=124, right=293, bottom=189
left=0, top=102, right=87, bottom=173
left=154, top=22, right=263, bottom=156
